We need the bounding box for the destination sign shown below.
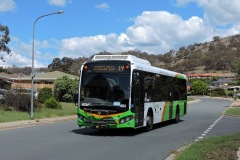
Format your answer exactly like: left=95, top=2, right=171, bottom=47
left=85, top=62, right=130, bottom=73
left=93, top=65, right=124, bottom=72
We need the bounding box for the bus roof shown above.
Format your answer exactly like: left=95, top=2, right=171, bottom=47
left=91, top=55, right=187, bottom=80
left=92, top=55, right=151, bottom=66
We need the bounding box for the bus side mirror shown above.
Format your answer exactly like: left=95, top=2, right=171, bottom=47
left=133, top=73, right=138, bottom=82
left=74, top=94, right=78, bottom=106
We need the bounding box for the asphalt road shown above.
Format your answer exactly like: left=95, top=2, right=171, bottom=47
left=0, top=97, right=239, bottom=160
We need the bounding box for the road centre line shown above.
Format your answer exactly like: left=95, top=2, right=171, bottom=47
left=195, top=115, right=223, bottom=142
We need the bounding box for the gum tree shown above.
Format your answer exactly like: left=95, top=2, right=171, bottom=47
left=0, top=23, right=11, bottom=61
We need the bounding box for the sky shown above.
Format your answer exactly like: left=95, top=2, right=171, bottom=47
left=0, top=0, right=240, bottom=68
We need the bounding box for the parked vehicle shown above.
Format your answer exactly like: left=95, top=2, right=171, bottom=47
left=11, top=88, right=39, bottom=98
left=0, top=89, right=8, bottom=103
left=236, top=92, right=240, bottom=98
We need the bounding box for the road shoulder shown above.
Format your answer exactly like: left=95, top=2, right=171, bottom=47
left=0, top=115, right=77, bottom=131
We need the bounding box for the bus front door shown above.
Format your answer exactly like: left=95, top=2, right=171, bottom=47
left=168, top=78, right=173, bottom=119
left=134, top=77, right=144, bottom=127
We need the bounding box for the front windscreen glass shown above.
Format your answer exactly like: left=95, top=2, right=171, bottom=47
left=80, top=73, right=130, bottom=112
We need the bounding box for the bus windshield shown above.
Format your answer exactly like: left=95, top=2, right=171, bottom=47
left=80, top=73, right=130, bottom=112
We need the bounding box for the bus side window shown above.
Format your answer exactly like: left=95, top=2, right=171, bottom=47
left=154, top=75, right=162, bottom=101
left=146, top=85, right=154, bottom=101
left=159, top=75, right=168, bottom=101
left=144, top=75, right=154, bottom=102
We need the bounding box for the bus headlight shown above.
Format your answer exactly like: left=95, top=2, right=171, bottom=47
left=119, top=116, right=133, bottom=124
left=78, top=114, right=87, bottom=122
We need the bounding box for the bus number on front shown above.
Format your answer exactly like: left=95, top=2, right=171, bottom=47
left=118, top=66, right=124, bottom=71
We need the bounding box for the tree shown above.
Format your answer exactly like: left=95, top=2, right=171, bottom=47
left=54, top=76, right=78, bottom=102
left=236, top=60, right=240, bottom=77
left=48, top=57, right=73, bottom=74
left=48, top=58, right=61, bottom=70
left=61, top=57, right=73, bottom=72
left=213, top=36, right=220, bottom=41
left=0, top=66, right=11, bottom=74
left=38, top=87, right=53, bottom=103
left=0, top=23, right=11, bottom=60
left=191, top=80, right=207, bottom=95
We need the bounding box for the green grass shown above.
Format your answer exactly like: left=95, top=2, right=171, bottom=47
left=176, top=133, right=240, bottom=160
left=0, top=103, right=77, bottom=123
left=225, top=107, right=240, bottom=117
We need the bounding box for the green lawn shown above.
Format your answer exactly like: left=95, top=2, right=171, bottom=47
left=176, top=133, right=240, bottom=160
left=224, top=107, right=240, bottom=117
left=0, top=103, right=77, bottom=123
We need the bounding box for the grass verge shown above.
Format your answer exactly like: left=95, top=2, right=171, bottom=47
left=0, top=103, right=77, bottom=123
left=224, top=107, right=240, bottom=117
left=175, top=133, right=240, bottom=160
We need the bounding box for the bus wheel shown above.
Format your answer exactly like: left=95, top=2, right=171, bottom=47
left=175, top=107, right=180, bottom=123
left=145, top=111, right=153, bottom=131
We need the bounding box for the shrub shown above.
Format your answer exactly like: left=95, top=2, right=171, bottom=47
left=54, top=76, right=78, bottom=102
left=191, top=80, right=207, bottom=95
left=44, top=97, right=62, bottom=109
left=38, top=87, right=53, bottom=104
left=62, top=93, right=73, bottom=102
left=211, top=88, right=227, bottom=97
left=3, top=90, right=41, bottom=111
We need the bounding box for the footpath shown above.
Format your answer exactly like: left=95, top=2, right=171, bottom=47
left=0, top=115, right=76, bottom=131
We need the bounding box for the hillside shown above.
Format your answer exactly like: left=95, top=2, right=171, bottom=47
left=118, top=34, right=240, bottom=76
left=5, top=34, right=240, bottom=76
left=74, top=34, right=239, bottom=76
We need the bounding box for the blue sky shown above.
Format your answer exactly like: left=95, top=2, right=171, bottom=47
left=0, top=0, right=240, bottom=68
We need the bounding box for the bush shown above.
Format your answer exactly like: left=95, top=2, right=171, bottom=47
left=62, top=93, right=73, bottom=102
left=38, top=87, right=53, bottom=103
left=3, top=90, right=41, bottom=111
left=191, top=80, right=207, bottom=95
left=54, top=76, right=78, bottom=102
left=211, top=88, right=227, bottom=97
left=44, top=97, right=62, bottom=109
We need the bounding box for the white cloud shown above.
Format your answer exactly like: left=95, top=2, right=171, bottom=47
left=95, top=3, right=110, bottom=11
left=198, top=0, right=240, bottom=26
left=5, top=37, right=59, bottom=68
left=175, top=0, right=196, bottom=6
left=59, top=33, right=133, bottom=58
left=0, top=0, right=16, bottom=12
left=0, top=51, right=31, bottom=67
left=47, top=0, right=70, bottom=7
left=55, top=11, right=223, bottom=57
left=59, top=9, right=240, bottom=57
left=175, top=0, right=197, bottom=7
left=176, top=0, right=240, bottom=26
left=125, top=11, right=210, bottom=52
left=6, top=1, right=240, bottom=68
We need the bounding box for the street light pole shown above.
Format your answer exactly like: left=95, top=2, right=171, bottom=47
left=31, top=11, right=64, bottom=118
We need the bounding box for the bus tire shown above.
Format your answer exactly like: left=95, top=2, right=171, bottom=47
left=175, top=106, right=180, bottom=123
left=145, top=110, right=153, bottom=131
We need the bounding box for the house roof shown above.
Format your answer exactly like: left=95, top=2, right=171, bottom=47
left=0, top=72, right=19, bottom=79
left=212, top=78, right=234, bottom=84
left=186, top=74, right=211, bottom=77
left=16, top=71, right=78, bottom=80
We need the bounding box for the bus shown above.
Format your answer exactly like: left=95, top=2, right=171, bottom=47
left=77, top=55, right=187, bottom=131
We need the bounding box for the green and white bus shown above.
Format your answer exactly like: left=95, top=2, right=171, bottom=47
left=77, top=55, right=187, bottom=131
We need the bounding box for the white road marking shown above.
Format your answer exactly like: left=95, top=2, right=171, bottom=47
left=195, top=115, right=223, bottom=141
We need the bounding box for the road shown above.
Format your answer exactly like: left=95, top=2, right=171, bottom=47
left=0, top=97, right=239, bottom=160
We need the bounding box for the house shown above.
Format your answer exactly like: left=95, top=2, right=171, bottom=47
left=211, top=78, right=235, bottom=87
left=0, top=71, right=79, bottom=90
left=186, top=74, right=212, bottom=79
left=0, top=72, right=19, bottom=89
